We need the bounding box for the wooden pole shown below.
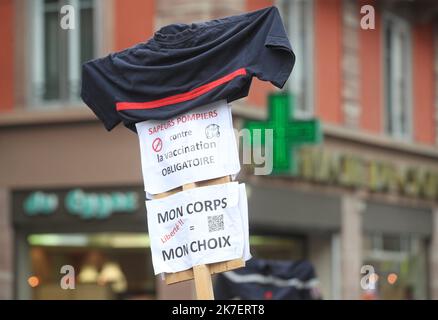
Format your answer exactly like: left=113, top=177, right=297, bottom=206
left=181, top=182, right=214, bottom=300
left=193, top=264, right=214, bottom=300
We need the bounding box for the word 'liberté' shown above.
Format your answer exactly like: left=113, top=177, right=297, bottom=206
left=157, top=197, right=227, bottom=224
left=160, top=219, right=184, bottom=244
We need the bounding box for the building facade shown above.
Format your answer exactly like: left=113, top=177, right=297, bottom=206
left=1, top=0, right=438, bottom=300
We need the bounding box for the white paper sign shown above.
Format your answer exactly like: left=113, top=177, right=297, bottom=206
left=135, top=100, right=240, bottom=195
left=146, top=182, right=250, bottom=275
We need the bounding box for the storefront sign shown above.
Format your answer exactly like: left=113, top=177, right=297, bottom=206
left=24, top=191, right=58, bottom=215
left=146, top=182, right=250, bottom=274
left=244, top=93, right=322, bottom=174
left=136, top=100, right=240, bottom=195
left=298, top=147, right=438, bottom=200
left=23, top=188, right=139, bottom=219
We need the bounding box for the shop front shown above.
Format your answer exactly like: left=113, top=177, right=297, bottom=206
left=362, top=202, right=431, bottom=300
left=296, top=140, right=435, bottom=297
left=12, top=186, right=155, bottom=300
left=12, top=185, right=313, bottom=300
left=244, top=180, right=342, bottom=300
left=243, top=131, right=437, bottom=300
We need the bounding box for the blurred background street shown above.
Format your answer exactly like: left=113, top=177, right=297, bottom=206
left=1, top=0, right=438, bottom=300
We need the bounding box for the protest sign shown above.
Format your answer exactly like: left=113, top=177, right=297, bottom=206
left=146, top=182, right=250, bottom=274
left=136, top=100, right=240, bottom=195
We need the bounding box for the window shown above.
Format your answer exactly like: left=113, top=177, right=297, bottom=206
left=383, top=13, right=413, bottom=140
left=278, top=0, right=314, bottom=119
left=27, top=233, right=156, bottom=300
left=249, top=235, right=306, bottom=261
left=30, top=0, right=96, bottom=106
left=363, top=234, right=428, bottom=300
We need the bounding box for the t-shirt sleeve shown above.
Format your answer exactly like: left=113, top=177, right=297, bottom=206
left=81, top=56, right=122, bottom=131
left=247, top=7, right=295, bottom=89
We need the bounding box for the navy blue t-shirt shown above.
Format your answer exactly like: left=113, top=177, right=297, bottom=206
left=81, top=6, right=295, bottom=131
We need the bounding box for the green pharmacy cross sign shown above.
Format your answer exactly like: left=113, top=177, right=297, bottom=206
left=244, top=93, right=322, bottom=175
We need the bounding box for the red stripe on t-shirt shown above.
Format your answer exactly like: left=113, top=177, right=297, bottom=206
left=116, top=68, right=247, bottom=111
